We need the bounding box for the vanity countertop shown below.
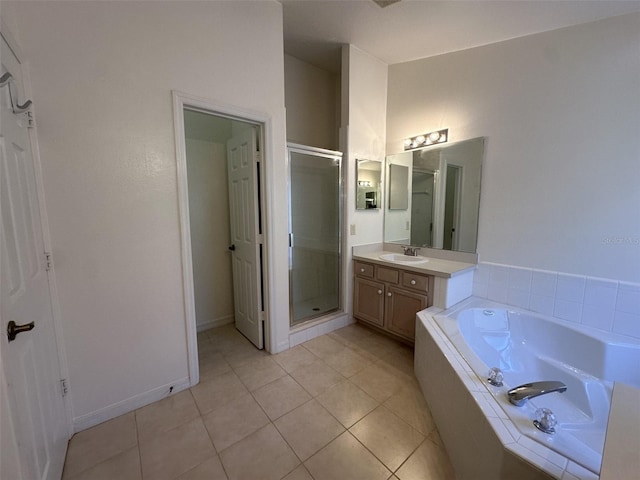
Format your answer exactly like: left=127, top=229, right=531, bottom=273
left=353, top=251, right=476, bottom=279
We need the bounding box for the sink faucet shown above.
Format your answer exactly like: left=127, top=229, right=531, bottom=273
left=402, top=246, right=420, bottom=256
left=507, top=381, right=567, bottom=407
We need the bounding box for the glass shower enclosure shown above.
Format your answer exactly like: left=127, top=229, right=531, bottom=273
left=287, top=143, right=343, bottom=326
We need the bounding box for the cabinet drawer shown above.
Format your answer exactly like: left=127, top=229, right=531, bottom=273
left=400, top=271, right=431, bottom=293
left=354, top=261, right=374, bottom=278
left=376, top=266, right=399, bottom=284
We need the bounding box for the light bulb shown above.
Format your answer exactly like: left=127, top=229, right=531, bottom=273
left=428, top=131, right=441, bottom=142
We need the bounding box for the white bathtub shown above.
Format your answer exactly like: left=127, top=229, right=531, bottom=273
left=415, top=297, right=640, bottom=479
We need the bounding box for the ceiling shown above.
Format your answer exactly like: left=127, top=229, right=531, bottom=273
left=281, top=0, right=640, bottom=72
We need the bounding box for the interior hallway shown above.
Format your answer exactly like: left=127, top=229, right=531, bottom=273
left=61, top=322, right=454, bottom=479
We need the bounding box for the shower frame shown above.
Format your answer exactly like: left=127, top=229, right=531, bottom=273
left=286, top=143, right=344, bottom=326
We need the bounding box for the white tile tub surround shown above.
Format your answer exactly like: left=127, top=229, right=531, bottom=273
left=473, top=262, right=640, bottom=339
left=415, top=308, right=596, bottom=479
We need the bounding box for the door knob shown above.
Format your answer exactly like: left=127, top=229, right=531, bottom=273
left=7, top=321, right=35, bottom=342
left=228, top=244, right=236, bottom=251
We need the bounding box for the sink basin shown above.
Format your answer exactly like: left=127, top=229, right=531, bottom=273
left=379, top=253, right=429, bottom=264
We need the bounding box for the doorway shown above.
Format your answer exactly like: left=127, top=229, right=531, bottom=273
left=410, top=169, right=436, bottom=247
left=173, top=92, right=268, bottom=386
left=443, top=164, right=462, bottom=251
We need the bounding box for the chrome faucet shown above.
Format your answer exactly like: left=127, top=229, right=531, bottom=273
left=402, top=246, right=420, bottom=256
left=507, top=381, right=567, bottom=407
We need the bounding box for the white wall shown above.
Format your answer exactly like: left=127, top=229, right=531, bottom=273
left=5, top=0, right=288, bottom=428
left=387, top=13, right=640, bottom=283
left=284, top=54, right=338, bottom=150
left=185, top=138, right=234, bottom=331
left=341, top=45, right=389, bottom=315
left=343, top=45, right=388, bottom=245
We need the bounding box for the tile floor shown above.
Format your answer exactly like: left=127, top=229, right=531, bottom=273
left=61, top=322, right=455, bottom=480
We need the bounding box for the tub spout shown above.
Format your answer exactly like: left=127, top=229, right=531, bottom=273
left=507, top=381, right=567, bottom=407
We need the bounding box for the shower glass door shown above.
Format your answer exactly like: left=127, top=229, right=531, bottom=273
left=288, top=144, right=342, bottom=326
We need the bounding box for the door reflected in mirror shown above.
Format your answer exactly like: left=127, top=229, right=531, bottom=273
left=384, top=137, right=484, bottom=253
left=356, top=159, right=382, bottom=210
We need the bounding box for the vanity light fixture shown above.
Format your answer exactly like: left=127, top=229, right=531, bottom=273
left=403, top=128, right=448, bottom=150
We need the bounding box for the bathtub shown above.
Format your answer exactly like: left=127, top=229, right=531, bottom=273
left=414, top=297, right=640, bottom=479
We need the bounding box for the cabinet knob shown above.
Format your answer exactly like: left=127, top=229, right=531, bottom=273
left=410, top=279, right=416, bottom=285
left=387, top=292, right=392, bottom=297
left=360, top=268, right=365, bottom=273
left=377, top=290, right=382, bottom=295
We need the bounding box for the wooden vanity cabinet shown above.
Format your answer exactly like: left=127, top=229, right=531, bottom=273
left=353, top=260, right=434, bottom=341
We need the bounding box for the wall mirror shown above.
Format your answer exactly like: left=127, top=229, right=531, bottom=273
left=384, top=137, right=484, bottom=253
left=356, top=159, right=382, bottom=210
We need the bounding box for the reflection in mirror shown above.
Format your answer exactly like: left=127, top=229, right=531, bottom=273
left=384, top=137, right=484, bottom=253
left=356, top=159, right=382, bottom=210
left=388, top=164, right=409, bottom=210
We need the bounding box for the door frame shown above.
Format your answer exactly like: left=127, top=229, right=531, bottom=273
left=0, top=23, right=73, bottom=438
left=172, top=91, right=271, bottom=386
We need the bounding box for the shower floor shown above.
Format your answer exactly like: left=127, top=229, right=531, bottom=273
left=292, top=293, right=340, bottom=325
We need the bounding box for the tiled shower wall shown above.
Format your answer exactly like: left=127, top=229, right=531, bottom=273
left=472, top=262, right=640, bottom=339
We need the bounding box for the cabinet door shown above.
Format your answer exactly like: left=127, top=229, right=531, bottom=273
left=385, top=286, right=428, bottom=340
left=354, top=277, right=385, bottom=327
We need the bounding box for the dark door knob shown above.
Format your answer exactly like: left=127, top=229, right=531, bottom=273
left=7, top=321, right=35, bottom=342
left=228, top=244, right=236, bottom=251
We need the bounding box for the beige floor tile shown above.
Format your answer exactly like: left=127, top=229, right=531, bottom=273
left=289, top=359, right=345, bottom=396
left=384, top=385, right=436, bottom=436
left=63, top=412, right=137, bottom=478
left=199, top=352, right=232, bottom=382
left=273, top=345, right=318, bottom=373
left=209, top=335, right=248, bottom=356
left=350, top=405, right=425, bottom=472
left=224, top=342, right=268, bottom=368
left=350, top=363, right=404, bottom=402
left=252, top=375, right=311, bottom=420
left=323, top=347, right=370, bottom=377
left=233, top=356, right=286, bottom=391
left=135, top=390, right=200, bottom=441
left=302, top=335, right=346, bottom=360
left=330, top=323, right=375, bottom=344
left=203, top=393, right=270, bottom=451
left=282, top=464, right=314, bottom=480
left=139, top=417, right=216, bottom=480
left=353, top=333, right=404, bottom=359
left=274, top=399, right=345, bottom=461
left=64, top=446, right=141, bottom=480
left=395, top=439, right=455, bottom=480
left=219, top=424, right=299, bottom=480
left=191, top=370, right=248, bottom=415
left=377, top=345, right=415, bottom=376
left=315, top=380, right=378, bottom=428
left=304, top=431, right=391, bottom=480
left=176, top=456, right=228, bottom=480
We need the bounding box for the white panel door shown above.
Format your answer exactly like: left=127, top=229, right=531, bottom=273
left=226, top=128, right=263, bottom=349
left=1, top=35, right=68, bottom=480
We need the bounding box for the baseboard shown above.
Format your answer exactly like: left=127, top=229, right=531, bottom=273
left=196, top=316, right=234, bottom=332
left=72, top=376, right=190, bottom=433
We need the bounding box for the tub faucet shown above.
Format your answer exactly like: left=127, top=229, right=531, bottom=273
left=507, top=381, right=567, bottom=407
left=402, top=246, right=420, bottom=256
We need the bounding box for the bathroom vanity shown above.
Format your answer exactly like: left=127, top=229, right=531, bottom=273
left=352, top=247, right=476, bottom=342
left=353, top=260, right=434, bottom=341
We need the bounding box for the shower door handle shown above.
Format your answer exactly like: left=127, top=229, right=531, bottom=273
left=288, top=233, right=294, bottom=248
